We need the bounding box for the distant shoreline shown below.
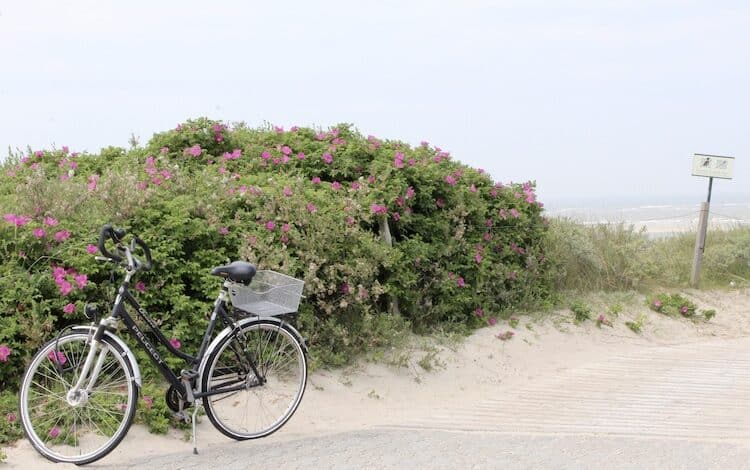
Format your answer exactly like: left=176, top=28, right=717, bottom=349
left=545, top=199, right=750, bottom=238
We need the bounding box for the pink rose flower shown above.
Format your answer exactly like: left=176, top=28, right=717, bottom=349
left=54, top=230, right=71, bottom=242
left=47, top=350, right=67, bottom=365
left=0, top=345, right=11, bottom=362
left=74, top=274, right=88, bottom=289
left=370, top=204, right=387, bottom=215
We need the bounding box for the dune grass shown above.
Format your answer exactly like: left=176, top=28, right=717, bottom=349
left=544, top=218, right=750, bottom=292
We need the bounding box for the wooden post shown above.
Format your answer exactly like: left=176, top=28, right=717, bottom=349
left=690, top=177, right=713, bottom=288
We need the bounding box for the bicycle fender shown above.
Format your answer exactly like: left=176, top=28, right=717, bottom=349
left=72, top=326, right=142, bottom=387
left=197, top=316, right=307, bottom=391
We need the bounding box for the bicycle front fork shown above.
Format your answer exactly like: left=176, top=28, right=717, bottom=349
left=65, top=322, right=113, bottom=406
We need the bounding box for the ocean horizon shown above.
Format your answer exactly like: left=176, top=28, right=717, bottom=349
left=543, top=193, right=750, bottom=236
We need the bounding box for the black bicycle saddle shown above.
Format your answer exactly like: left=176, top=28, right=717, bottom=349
left=210, top=261, right=257, bottom=284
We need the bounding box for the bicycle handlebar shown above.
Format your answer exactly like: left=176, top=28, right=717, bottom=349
left=97, top=224, right=153, bottom=271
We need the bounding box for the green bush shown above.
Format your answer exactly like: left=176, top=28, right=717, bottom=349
left=0, top=390, right=23, bottom=449
left=135, top=383, right=190, bottom=435
left=0, top=118, right=552, bottom=394
left=570, top=301, right=592, bottom=322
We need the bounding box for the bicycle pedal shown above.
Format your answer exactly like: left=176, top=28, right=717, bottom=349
left=172, top=411, right=191, bottom=423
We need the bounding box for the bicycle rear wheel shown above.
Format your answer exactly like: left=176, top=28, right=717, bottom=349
left=202, top=319, right=307, bottom=440
left=19, top=332, right=138, bottom=465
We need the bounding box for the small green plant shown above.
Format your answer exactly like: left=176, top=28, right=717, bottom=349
left=625, top=313, right=646, bottom=334
left=508, top=315, right=520, bottom=329
left=496, top=330, right=515, bottom=341
left=570, top=301, right=592, bottom=323
left=701, top=309, right=717, bottom=321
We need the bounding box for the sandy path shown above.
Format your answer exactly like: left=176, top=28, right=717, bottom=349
left=3, top=288, right=750, bottom=468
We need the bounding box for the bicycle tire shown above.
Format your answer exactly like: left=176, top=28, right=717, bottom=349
left=201, top=319, right=307, bottom=440
left=19, top=331, right=138, bottom=465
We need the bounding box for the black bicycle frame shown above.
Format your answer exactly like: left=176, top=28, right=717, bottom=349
left=99, top=282, right=243, bottom=399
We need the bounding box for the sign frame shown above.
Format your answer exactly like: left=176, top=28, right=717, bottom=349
left=691, top=154, right=734, bottom=180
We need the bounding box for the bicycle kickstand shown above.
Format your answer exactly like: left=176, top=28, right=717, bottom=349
left=191, top=399, right=203, bottom=455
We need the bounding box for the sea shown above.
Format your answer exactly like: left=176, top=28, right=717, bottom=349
left=542, top=194, right=750, bottom=238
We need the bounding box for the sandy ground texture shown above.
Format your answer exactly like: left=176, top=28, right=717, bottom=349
left=3, top=288, right=750, bottom=469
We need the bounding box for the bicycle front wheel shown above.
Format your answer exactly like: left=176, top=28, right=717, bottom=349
left=19, top=332, right=138, bottom=465
left=202, top=319, right=307, bottom=440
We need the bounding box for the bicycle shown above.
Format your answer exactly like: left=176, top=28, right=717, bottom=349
left=18, top=224, right=308, bottom=465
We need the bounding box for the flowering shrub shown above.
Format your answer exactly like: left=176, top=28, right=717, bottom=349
left=0, top=118, right=552, bottom=387
left=648, top=293, right=696, bottom=317
left=648, top=293, right=717, bottom=321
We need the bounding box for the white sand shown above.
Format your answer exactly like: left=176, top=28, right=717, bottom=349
left=4, top=288, right=749, bottom=469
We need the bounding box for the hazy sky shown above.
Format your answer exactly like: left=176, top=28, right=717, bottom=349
left=1, top=1, right=748, bottom=206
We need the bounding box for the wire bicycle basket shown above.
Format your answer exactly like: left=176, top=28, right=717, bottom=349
left=228, top=270, right=305, bottom=317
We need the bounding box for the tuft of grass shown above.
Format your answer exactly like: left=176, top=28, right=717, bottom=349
left=702, top=309, right=717, bottom=321
left=544, top=219, right=655, bottom=291
left=417, top=346, right=446, bottom=371
left=608, top=303, right=623, bottom=317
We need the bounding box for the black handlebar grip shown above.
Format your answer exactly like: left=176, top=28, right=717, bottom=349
left=133, top=237, right=153, bottom=271
left=98, top=224, right=123, bottom=262
left=112, top=228, right=127, bottom=242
